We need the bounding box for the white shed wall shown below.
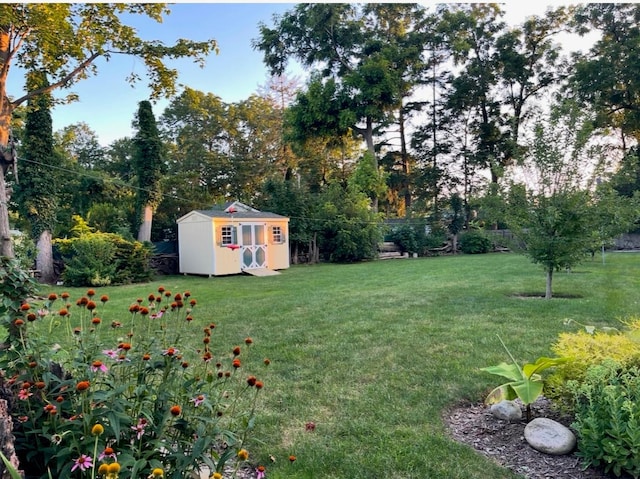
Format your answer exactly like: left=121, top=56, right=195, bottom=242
left=178, top=213, right=215, bottom=275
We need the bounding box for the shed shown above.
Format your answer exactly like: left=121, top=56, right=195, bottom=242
left=177, top=201, right=290, bottom=276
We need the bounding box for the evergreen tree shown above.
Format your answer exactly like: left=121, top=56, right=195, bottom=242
left=132, top=100, right=165, bottom=242
left=14, top=70, right=60, bottom=283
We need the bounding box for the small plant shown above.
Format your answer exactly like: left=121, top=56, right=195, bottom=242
left=569, top=360, right=640, bottom=478
left=481, top=336, right=568, bottom=421
left=1, top=287, right=268, bottom=478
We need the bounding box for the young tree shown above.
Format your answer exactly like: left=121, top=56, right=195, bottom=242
left=506, top=104, right=599, bottom=299
left=132, top=100, right=164, bottom=242
left=0, top=3, right=218, bottom=257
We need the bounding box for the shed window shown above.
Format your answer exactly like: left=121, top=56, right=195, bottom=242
left=221, top=226, right=235, bottom=245
left=272, top=226, right=284, bottom=244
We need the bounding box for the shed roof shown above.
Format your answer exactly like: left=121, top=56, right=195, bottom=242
left=178, top=201, right=288, bottom=222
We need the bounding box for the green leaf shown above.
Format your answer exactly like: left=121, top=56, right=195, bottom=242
left=0, top=451, right=22, bottom=479
left=510, top=378, right=544, bottom=405
left=522, top=356, right=569, bottom=378
left=480, top=362, right=524, bottom=382
left=484, top=384, right=518, bottom=405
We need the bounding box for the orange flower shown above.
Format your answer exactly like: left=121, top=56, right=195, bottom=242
left=26, top=313, right=36, bottom=322
left=142, top=353, right=151, bottom=361
left=245, top=337, right=253, bottom=345
left=20, top=303, right=30, bottom=311
left=158, top=286, right=165, bottom=293
left=61, top=292, right=70, bottom=299
left=174, top=293, right=182, bottom=301
left=76, top=381, right=90, bottom=392
left=170, top=405, right=181, bottom=416
left=190, top=299, right=197, bottom=307
left=232, top=359, right=241, bottom=369
left=86, top=289, right=96, bottom=297
left=264, top=358, right=271, bottom=366
left=140, top=307, right=149, bottom=316
left=86, top=301, right=97, bottom=311
left=247, top=376, right=257, bottom=387
left=129, top=304, right=140, bottom=313
left=59, top=308, right=69, bottom=317
left=48, top=293, right=58, bottom=301
left=91, top=317, right=101, bottom=325
left=100, top=295, right=109, bottom=303
left=185, top=315, right=193, bottom=322
left=233, top=346, right=241, bottom=356
left=14, top=319, right=24, bottom=326
left=289, top=455, right=296, bottom=462
left=255, top=381, right=264, bottom=389
left=237, top=449, right=249, bottom=460
left=35, top=381, right=45, bottom=389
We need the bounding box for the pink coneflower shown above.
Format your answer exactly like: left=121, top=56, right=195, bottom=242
left=98, top=447, right=117, bottom=461
left=131, top=418, right=147, bottom=439
left=71, top=455, right=93, bottom=472
left=191, top=395, right=205, bottom=407
left=103, top=349, right=118, bottom=360
left=18, top=389, right=32, bottom=400
left=91, top=360, right=108, bottom=373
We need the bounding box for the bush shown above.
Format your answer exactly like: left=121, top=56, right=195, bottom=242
left=459, top=230, right=492, bottom=254
left=547, top=323, right=640, bottom=410
left=389, top=224, right=422, bottom=254
left=1, top=289, right=268, bottom=479
left=56, top=232, right=153, bottom=286
left=569, top=360, right=640, bottom=478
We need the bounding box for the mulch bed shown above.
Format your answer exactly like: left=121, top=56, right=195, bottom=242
left=443, top=397, right=622, bottom=479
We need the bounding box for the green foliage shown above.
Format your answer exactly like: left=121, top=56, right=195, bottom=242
left=481, top=336, right=568, bottom=419
left=12, top=232, right=37, bottom=271
left=569, top=360, right=640, bottom=478
left=55, top=232, right=152, bottom=287
left=459, top=230, right=492, bottom=254
left=388, top=223, right=424, bottom=255
left=317, top=184, right=383, bottom=262
left=547, top=321, right=640, bottom=410
left=2, top=289, right=266, bottom=479
left=0, top=257, right=38, bottom=342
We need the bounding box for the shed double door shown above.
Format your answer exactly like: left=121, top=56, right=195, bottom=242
left=239, top=223, right=267, bottom=270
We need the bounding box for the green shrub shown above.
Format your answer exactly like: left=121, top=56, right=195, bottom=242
left=569, top=360, right=640, bottom=478
left=389, top=224, right=422, bottom=254
left=547, top=324, right=640, bottom=410
left=459, top=230, right=492, bottom=254
left=56, top=233, right=152, bottom=287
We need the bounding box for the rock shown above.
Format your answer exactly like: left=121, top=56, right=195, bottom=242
left=524, top=417, right=576, bottom=455
left=490, top=400, right=522, bottom=422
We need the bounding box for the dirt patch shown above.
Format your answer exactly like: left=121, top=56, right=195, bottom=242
left=510, top=293, right=584, bottom=299
left=443, top=398, right=617, bottom=479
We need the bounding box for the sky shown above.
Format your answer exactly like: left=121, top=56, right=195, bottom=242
left=7, top=2, right=588, bottom=147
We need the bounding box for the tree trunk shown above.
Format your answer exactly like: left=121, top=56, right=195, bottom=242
left=545, top=269, right=553, bottom=299
left=35, top=229, right=55, bottom=284
left=0, top=174, right=12, bottom=258
left=137, top=204, right=153, bottom=243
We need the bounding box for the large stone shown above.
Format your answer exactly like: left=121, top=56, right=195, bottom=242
left=490, top=400, right=522, bottom=422
left=524, top=417, right=576, bottom=455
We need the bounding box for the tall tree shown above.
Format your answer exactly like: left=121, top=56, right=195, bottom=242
left=570, top=4, right=640, bottom=148
left=255, top=3, right=424, bottom=210
left=0, top=3, right=217, bottom=257
left=13, top=70, right=60, bottom=283
left=132, top=100, right=164, bottom=242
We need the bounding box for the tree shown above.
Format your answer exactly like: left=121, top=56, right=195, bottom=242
left=255, top=4, right=425, bottom=210
left=13, top=70, right=60, bottom=283
left=506, top=104, right=599, bottom=299
left=0, top=3, right=217, bottom=257
left=132, top=100, right=164, bottom=242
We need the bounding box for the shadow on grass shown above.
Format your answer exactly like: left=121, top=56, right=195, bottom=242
left=509, top=292, right=584, bottom=299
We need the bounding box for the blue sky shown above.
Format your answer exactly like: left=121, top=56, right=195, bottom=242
left=7, top=2, right=574, bottom=147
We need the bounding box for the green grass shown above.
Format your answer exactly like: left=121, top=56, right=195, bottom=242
left=35, top=252, right=640, bottom=478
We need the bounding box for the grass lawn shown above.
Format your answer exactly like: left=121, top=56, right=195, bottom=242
left=34, top=252, right=640, bottom=478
